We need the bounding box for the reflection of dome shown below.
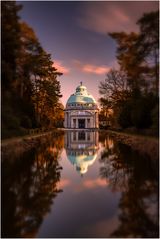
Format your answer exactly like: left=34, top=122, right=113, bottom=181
left=68, top=154, right=97, bottom=174
left=65, top=130, right=99, bottom=175
left=67, top=84, right=96, bottom=105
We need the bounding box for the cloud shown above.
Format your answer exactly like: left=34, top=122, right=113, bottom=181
left=77, top=1, right=158, bottom=34
left=82, top=64, right=110, bottom=75
left=53, top=60, right=70, bottom=74
left=73, top=60, right=110, bottom=75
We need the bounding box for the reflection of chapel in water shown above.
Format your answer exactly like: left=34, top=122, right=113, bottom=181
left=65, top=131, right=99, bottom=175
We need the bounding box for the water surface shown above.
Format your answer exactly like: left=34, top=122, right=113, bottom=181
left=2, top=130, right=159, bottom=238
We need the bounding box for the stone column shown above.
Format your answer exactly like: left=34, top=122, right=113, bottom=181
left=68, top=112, right=71, bottom=128
left=95, top=112, right=99, bottom=128
left=70, top=114, right=72, bottom=128
left=76, top=118, right=78, bottom=128
left=90, top=116, right=93, bottom=128
left=93, top=113, right=96, bottom=128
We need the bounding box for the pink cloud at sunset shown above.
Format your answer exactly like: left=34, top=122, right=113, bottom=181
left=78, top=1, right=158, bottom=34
left=82, top=64, right=110, bottom=75
left=73, top=60, right=110, bottom=75
left=53, top=60, right=70, bottom=74
left=20, top=1, right=159, bottom=106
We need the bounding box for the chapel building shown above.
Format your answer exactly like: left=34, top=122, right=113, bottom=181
left=64, top=83, right=99, bottom=129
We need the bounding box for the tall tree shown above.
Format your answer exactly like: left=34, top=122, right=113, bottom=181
left=137, top=11, right=159, bottom=95
left=99, top=69, right=130, bottom=106
left=31, top=48, right=62, bottom=126
left=99, top=10, right=159, bottom=130
left=109, top=32, right=147, bottom=93
left=2, top=1, right=22, bottom=91
left=2, top=1, right=64, bottom=137
left=99, top=69, right=130, bottom=127
left=109, top=11, right=159, bottom=95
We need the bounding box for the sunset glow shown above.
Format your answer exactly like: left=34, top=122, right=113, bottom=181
left=20, top=1, right=158, bottom=105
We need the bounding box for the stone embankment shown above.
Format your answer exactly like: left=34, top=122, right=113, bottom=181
left=107, top=130, right=159, bottom=160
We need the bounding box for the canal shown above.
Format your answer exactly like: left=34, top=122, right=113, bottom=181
left=2, top=130, right=159, bottom=238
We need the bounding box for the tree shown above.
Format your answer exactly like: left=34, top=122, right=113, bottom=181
left=2, top=1, right=64, bottom=137
left=99, top=69, right=130, bottom=127
left=137, top=11, right=159, bottom=95
left=99, top=10, right=159, bottom=131
left=109, top=11, right=159, bottom=95
left=16, top=22, right=40, bottom=99
left=1, top=1, right=22, bottom=91
left=99, top=69, right=130, bottom=106
left=109, top=32, right=148, bottom=93
left=17, top=22, right=63, bottom=127
left=31, top=48, right=62, bottom=126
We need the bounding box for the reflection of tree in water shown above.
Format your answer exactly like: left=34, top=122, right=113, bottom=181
left=99, top=137, right=158, bottom=238
left=99, top=134, right=132, bottom=191
left=2, top=133, right=64, bottom=238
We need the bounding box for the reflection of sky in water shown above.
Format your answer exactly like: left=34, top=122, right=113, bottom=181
left=2, top=131, right=158, bottom=238
left=37, top=131, right=121, bottom=237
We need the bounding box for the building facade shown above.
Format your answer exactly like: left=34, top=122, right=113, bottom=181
left=64, top=83, right=99, bottom=129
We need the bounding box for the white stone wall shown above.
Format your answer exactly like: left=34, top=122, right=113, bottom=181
left=64, top=109, right=99, bottom=128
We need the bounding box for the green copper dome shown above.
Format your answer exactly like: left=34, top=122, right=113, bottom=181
left=67, top=83, right=96, bottom=105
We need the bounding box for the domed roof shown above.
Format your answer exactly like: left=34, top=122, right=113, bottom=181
left=67, top=83, right=96, bottom=105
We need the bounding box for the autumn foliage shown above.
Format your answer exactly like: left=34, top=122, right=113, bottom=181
left=2, top=1, right=64, bottom=138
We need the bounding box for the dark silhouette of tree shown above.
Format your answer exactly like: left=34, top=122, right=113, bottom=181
left=99, top=69, right=131, bottom=127
left=2, top=1, right=64, bottom=138
left=99, top=69, right=130, bottom=104
left=2, top=1, right=22, bottom=91
left=99, top=10, right=159, bottom=131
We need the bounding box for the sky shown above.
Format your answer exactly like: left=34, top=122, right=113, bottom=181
left=19, top=1, right=158, bottom=106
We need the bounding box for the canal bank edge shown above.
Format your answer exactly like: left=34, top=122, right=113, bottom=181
left=105, top=130, right=159, bottom=160
left=1, top=129, right=159, bottom=161
left=1, top=130, right=64, bottom=160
